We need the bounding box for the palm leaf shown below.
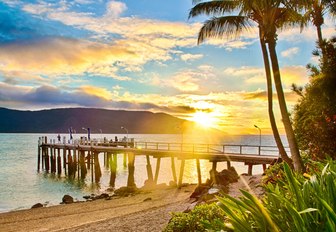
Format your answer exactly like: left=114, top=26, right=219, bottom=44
left=189, top=0, right=240, bottom=19
left=198, top=15, right=253, bottom=44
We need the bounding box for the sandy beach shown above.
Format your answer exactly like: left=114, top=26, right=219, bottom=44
left=0, top=175, right=262, bottom=232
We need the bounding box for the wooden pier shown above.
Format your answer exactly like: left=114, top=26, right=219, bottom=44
left=37, top=136, right=283, bottom=187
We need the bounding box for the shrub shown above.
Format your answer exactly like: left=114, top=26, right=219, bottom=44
left=163, top=203, right=228, bottom=232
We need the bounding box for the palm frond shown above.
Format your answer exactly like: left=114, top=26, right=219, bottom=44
left=189, top=0, right=240, bottom=19
left=197, top=16, right=252, bottom=44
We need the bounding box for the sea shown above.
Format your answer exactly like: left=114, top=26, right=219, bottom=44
left=0, top=133, right=286, bottom=213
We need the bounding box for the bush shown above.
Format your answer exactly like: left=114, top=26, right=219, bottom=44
left=293, top=38, right=336, bottom=159
left=163, top=203, right=228, bottom=232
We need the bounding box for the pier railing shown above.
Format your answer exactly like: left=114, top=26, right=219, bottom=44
left=133, top=142, right=288, bottom=157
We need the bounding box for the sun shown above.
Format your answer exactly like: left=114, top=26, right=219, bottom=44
left=191, top=111, right=217, bottom=128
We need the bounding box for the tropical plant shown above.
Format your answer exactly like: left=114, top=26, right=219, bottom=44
left=163, top=202, right=227, bottom=232
left=293, top=38, right=336, bottom=159
left=287, top=0, right=335, bottom=60
left=189, top=0, right=303, bottom=170
left=214, top=160, right=336, bottom=231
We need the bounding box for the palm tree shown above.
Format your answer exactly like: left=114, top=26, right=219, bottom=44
left=189, top=0, right=302, bottom=171
left=258, top=27, right=293, bottom=168
left=289, top=0, right=335, bottom=59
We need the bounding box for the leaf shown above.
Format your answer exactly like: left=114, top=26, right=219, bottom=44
left=299, top=208, right=318, bottom=214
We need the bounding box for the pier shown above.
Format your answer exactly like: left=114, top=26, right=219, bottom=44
left=37, top=136, right=283, bottom=187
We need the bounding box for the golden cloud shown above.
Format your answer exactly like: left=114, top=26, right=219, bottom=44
left=0, top=37, right=136, bottom=80
left=79, top=85, right=113, bottom=100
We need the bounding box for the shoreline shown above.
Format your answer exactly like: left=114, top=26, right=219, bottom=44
left=0, top=175, right=263, bottom=232
left=0, top=184, right=196, bottom=232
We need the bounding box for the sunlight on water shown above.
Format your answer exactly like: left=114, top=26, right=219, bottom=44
left=0, top=133, right=287, bottom=212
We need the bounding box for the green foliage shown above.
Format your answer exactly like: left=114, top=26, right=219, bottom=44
left=262, top=161, right=285, bottom=185
left=163, top=203, right=227, bottom=232
left=212, top=161, right=336, bottom=231
left=293, top=38, right=336, bottom=159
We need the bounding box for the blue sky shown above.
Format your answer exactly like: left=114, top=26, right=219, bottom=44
left=0, top=0, right=335, bottom=133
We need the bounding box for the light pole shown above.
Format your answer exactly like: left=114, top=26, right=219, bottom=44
left=82, top=127, right=90, bottom=141
left=121, top=126, right=128, bottom=147
left=254, top=125, right=261, bottom=155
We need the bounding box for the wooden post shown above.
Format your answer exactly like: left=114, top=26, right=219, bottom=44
left=123, top=153, right=127, bottom=168
left=41, top=147, right=45, bottom=170
left=227, top=161, right=231, bottom=168
left=57, top=148, right=62, bottom=175
left=262, top=164, right=267, bottom=171
left=37, top=145, right=41, bottom=172
left=94, top=152, right=102, bottom=183
left=50, top=148, right=54, bottom=173
left=178, top=159, right=185, bottom=187
left=73, top=149, right=77, bottom=174
left=45, top=148, right=50, bottom=173
left=87, top=151, right=91, bottom=170
left=51, top=148, right=56, bottom=173
left=90, top=151, right=94, bottom=182
left=104, top=152, right=106, bottom=167
left=106, top=152, right=111, bottom=168
left=171, top=157, right=177, bottom=184
left=146, top=155, right=154, bottom=182
left=62, top=148, right=67, bottom=174
left=127, top=153, right=136, bottom=187
left=210, top=161, right=217, bottom=184
left=154, top=157, right=161, bottom=184
left=68, top=150, right=73, bottom=177
left=109, top=153, right=117, bottom=187
left=196, top=158, right=202, bottom=185
left=80, top=150, right=87, bottom=179
left=248, top=163, right=253, bottom=176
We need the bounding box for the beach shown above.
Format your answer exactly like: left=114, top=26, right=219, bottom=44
left=0, top=175, right=262, bottom=232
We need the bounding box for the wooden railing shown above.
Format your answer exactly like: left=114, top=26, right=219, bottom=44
left=133, top=142, right=289, bottom=156
left=39, top=136, right=289, bottom=157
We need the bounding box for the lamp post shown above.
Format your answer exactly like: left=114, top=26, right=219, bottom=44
left=82, top=127, right=90, bottom=141
left=254, top=125, right=261, bottom=155
left=121, top=126, right=128, bottom=147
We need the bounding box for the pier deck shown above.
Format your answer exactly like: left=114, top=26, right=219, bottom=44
left=38, top=137, right=284, bottom=187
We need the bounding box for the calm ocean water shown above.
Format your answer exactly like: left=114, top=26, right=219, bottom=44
left=0, top=133, right=286, bottom=213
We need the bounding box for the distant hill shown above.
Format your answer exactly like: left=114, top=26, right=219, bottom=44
left=0, top=107, right=193, bottom=134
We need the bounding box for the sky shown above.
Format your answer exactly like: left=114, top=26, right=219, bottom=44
left=0, top=0, right=335, bottom=134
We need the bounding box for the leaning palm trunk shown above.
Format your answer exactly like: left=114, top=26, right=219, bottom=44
left=259, top=30, right=293, bottom=168
left=267, top=38, right=304, bottom=172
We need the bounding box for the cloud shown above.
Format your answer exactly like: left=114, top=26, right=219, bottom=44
left=281, top=47, right=299, bottom=58
left=278, top=18, right=336, bottom=43
left=0, top=37, right=135, bottom=80
left=141, top=65, right=217, bottom=93
left=222, top=65, right=309, bottom=88
left=105, top=1, right=127, bottom=18
left=180, top=53, right=203, bottom=62
left=223, top=66, right=265, bottom=85
left=281, top=65, right=309, bottom=86
left=0, top=82, right=201, bottom=114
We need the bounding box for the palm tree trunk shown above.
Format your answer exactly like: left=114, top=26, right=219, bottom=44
left=259, top=33, right=293, bottom=168
left=316, top=24, right=326, bottom=62
left=267, top=38, right=304, bottom=172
